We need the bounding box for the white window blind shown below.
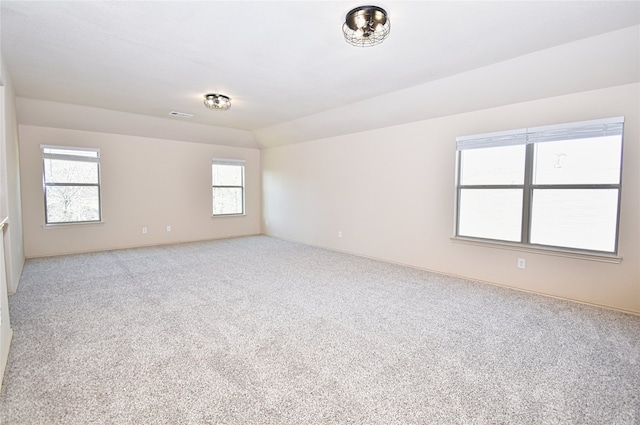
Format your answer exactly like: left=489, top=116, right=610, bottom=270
left=456, top=117, right=624, bottom=150
left=212, top=158, right=245, bottom=167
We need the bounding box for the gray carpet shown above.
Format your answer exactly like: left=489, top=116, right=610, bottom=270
left=1, top=236, right=638, bottom=424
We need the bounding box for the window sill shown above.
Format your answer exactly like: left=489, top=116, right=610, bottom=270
left=211, top=214, right=245, bottom=218
left=450, top=236, right=622, bottom=264
left=43, top=221, right=105, bottom=229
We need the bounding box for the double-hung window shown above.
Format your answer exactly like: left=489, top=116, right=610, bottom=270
left=455, top=117, right=624, bottom=254
left=212, top=159, right=245, bottom=216
left=41, top=145, right=102, bottom=225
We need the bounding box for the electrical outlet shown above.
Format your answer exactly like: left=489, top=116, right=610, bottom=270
left=517, top=258, right=526, bottom=269
left=166, top=225, right=171, bottom=232
left=142, top=227, right=147, bottom=234
left=265, top=219, right=269, bottom=226
left=338, top=231, right=343, bottom=238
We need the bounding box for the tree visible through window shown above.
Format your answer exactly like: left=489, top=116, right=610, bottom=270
left=212, top=159, right=245, bottom=216
left=42, top=145, right=101, bottom=225
left=455, top=117, right=624, bottom=254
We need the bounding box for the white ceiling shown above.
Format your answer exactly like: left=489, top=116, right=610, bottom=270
left=1, top=1, right=639, bottom=148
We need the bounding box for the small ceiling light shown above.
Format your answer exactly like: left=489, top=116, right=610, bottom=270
left=204, top=93, right=231, bottom=110
left=343, top=5, right=390, bottom=47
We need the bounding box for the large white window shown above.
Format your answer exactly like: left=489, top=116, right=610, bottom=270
left=455, top=117, right=624, bottom=254
left=41, top=145, right=101, bottom=225
left=212, top=159, right=245, bottom=216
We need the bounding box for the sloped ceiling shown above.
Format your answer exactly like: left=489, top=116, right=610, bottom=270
left=1, top=1, right=639, bottom=148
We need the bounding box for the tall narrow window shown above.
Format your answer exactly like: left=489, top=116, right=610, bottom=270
left=212, top=159, right=245, bottom=216
left=41, top=145, right=101, bottom=225
left=455, top=117, right=624, bottom=254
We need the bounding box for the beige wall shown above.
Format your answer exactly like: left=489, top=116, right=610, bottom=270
left=1, top=67, right=24, bottom=294
left=1, top=54, right=25, bottom=389
left=19, top=126, right=261, bottom=257
left=262, top=83, right=640, bottom=314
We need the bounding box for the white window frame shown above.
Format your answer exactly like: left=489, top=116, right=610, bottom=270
left=211, top=158, right=245, bottom=216
left=454, top=117, right=624, bottom=257
left=41, top=144, right=102, bottom=225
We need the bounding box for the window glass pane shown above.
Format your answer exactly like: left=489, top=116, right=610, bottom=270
left=212, top=164, right=243, bottom=186
left=213, top=188, right=243, bottom=215
left=46, top=186, right=100, bottom=223
left=458, top=189, right=523, bottom=242
left=532, top=136, right=622, bottom=185
left=44, top=159, right=99, bottom=184
left=460, top=145, right=525, bottom=185
left=530, top=189, right=619, bottom=252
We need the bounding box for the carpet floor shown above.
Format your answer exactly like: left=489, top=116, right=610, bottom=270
left=1, top=236, right=639, bottom=424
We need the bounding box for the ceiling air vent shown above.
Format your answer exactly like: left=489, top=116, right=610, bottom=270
left=168, top=111, right=193, bottom=118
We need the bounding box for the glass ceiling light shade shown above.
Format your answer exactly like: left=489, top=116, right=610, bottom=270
left=204, top=93, right=231, bottom=110
left=343, top=5, right=390, bottom=47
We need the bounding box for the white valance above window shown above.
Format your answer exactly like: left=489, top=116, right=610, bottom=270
left=456, top=116, right=624, bottom=151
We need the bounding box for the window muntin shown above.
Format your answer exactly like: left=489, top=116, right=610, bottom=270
left=455, top=117, right=623, bottom=254
left=41, top=145, right=101, bottom=224
left=212, top=159, right=245, bottom=216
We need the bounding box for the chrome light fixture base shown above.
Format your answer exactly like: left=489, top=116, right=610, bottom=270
left=343, top=5, right=390, bottom=47
left=204, top=93, right=231, bottom=110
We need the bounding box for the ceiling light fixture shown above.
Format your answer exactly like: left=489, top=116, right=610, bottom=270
left=203, top=93, right=231, bottom=110
left=343, top=5, right=390, bottom=47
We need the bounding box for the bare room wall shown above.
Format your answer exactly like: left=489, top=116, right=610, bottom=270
left=1, top=53, right=24, bottom=391
left=19, top=125, right=261, bottom=257
left=0, top=58, right=24, bottom=293
left=262, top=84, right=640, bottom=314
